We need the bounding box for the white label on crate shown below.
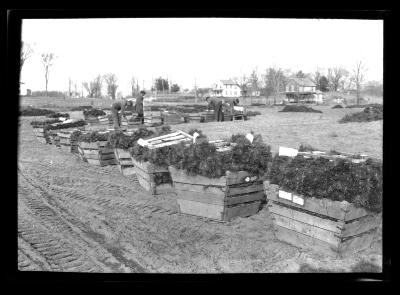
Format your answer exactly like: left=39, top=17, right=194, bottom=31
left=137, top=138, right=147, bottom=147
left=292, top=195, right=304, bottom=206
left=245, top=133, right=254, bottom=143
left=279, top=147, right=298, bottom=157
left=278, top=190, right=292, bottom=201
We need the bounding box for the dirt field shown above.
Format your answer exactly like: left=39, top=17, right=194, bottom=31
left=18, top=115, right=382, bottom=273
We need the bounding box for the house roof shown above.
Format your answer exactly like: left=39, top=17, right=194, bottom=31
left=220, top=79, right=239, bottom=85
left=288, top=78, right=316, bottom=87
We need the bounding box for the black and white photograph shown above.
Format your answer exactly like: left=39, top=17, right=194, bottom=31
left=14, top=12, right=386, bottom=277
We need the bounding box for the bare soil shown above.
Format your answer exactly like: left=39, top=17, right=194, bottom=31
left=18, top=116, right=382, bottom=273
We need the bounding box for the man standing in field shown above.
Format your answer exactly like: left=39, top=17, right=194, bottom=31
left=214, top=98, right=225, bottom=121
left=111, top=99, right=134, bottom=130
left=134, top=90, right=145, bottom=124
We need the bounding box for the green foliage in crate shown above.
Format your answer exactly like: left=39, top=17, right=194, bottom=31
left=267, top=154, right=383, bottom=213
left=46, top=112, right=70, bottom=118
left=44, top=120, right=87, bottom=131
left=83, top=108, right=106, bottom=117
left=20, top=107, right=56, bottom=117
left=30, top=118, right=62, bottom=127
left=165, top=132, right=272, bottom=178
left=107, top=127, right=155, bottom=149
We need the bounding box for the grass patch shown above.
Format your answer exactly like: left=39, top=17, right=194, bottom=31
left=279, top=105, right=322, bottom=113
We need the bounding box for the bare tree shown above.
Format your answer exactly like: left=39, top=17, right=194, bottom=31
left=41, top=53, right=56, bottom=97
left=104, top=73, right=118, bottom=100
left=264, top=67, right=285, bottom=104
left=353, top=61, right=366, bottom=105
left=312, top=68, right=322, bottom=91
left=68, top=78, right=73, bottom=97
left=83, top=75, right=103, bottom=98
left=130, top=76, right=138, bottom=97
left=20, top=42, right=33, bottom=74
left=327, top=67, right=348, bottom=92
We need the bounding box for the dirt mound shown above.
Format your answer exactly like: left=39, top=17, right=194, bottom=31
left=339, top=105, right=383, bottom=123
left=346, top=103, right=382, bottom=109
left=279, top=105, right=322, bottom=113
left=331, top=105, right=343, bottom=109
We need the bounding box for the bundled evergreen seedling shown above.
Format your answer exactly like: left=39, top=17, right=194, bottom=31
left=30, top=118, right=62, bottom=128
left=77, top=131, right=109, bottom=143
left=44, top=120, right=87, bottom=131
left=83, top=108, right=106, bottom=117
left=20, top=107, right=56, bottom=117
left=107, top=127, right=155, bottom=150
left=46, top=112, right=70, bottom=118
left=267, top=154, right=382, bottom=213
left=70, top=105, right=93, bottom=111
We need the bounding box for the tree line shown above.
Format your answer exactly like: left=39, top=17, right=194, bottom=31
left=20, top=42, right=380, bottom=104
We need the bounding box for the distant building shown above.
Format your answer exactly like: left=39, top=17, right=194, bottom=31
left=285, top=78, right=317, bottom=103
left=211, top=80, right=241, bottom=97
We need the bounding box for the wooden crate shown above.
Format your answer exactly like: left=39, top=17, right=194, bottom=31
left=78, top=141, right=117, bottom=166
left=200, top=111, right=215, bottom=123
left=57, top=130, right=79, bottom=153
left=143, top=115, right=163, bottom=127
left=184, top=113, right=202, bottom=123
left=264, top=181, right=381, bottom=257
left=48, top=131, right=61, bottom=147
left=32, top=127, right=49, bottom=144
left=114, top=148, right=135, bottom=176
left=131, top=158, right=174, bottom=195
left=162, top=113, right=184, bottom=125
left=169, top=166, right=265, bottom=221
left=86, top=115, right=110, bottom=127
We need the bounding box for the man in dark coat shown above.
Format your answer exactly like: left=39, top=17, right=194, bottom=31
left=134, top=90, right=145, bottom=123
left=111, top=99, right=134, bottom=129
left=214, top=99, right=225, bottom=121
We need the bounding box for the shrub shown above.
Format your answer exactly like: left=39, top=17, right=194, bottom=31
left=279, top=105, right=322, bottom=113
left=107, top=128, right=155, bottom=150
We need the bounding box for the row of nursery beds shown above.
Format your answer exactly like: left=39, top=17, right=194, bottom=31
left=29, top=113, right=383, bottom=258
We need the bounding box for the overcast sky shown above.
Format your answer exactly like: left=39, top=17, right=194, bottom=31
left=21, top=18, right=383, bottom=96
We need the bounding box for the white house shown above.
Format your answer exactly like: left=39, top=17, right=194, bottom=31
left=285, top=78, right=318, bottom=103
left=211, top=80, right=241, bottom=97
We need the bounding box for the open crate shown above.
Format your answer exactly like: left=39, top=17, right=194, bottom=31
left=265, top=182, right=381, bottom=257
left=131, top=130, right=194, bottom=195
left=78, top=137, right=117, bottom=166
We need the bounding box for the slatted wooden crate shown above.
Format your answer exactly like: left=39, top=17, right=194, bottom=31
left=114, top=148, right=135, bottom=176
left=131, top=159, right=174, bottom=195
left=86, top=115, right=109, bottom=127
left=184, top=113, right=202, bottom=123
left=57, top=130, right=79, bottom=153
left=131, top=130, right=194, bottom=194
left=200, top=111, right=215, bottom=123
left=169, top=167, right=265, bottom=221
left=78, top=141, right=117, bottom=166
left=121, top=118, right=143, bottom=129
left=32, top=127, right=49, bottom=144
left=264, top=181, right=381, bottom=257
left=48, top=131, right=61, bottom=147
left=144, top=115, right=163, bottom=127
left=161, top=112, right=184, bottom=125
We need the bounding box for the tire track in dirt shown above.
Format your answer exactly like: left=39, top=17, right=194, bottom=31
left=18, top=169, right=146, bottom=273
